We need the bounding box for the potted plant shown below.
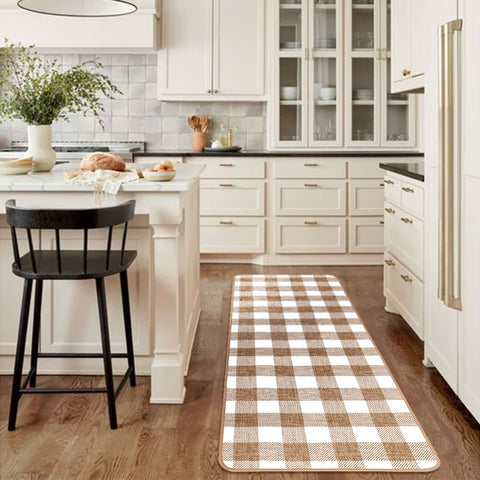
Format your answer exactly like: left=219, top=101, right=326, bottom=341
left=0, top=40, right=121, bottom=172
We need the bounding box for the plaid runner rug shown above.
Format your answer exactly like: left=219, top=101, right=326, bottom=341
left=219, top=274, right=439, bottom=472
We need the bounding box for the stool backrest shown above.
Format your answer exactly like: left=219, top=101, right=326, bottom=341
left=5, top=199, right=136, bottom=274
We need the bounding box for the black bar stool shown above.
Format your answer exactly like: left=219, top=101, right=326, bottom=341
left=5, top=199, right=138, bottom=430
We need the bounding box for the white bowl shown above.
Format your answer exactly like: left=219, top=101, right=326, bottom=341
left=142, top=170, right=176, bottom=182
left=0, top=157, right=33, bottom=175
left=319, top=87, right=336, bottom=101
left=280, top=86, right=299, bottom=100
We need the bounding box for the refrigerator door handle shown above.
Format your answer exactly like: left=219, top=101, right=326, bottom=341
left=438, top=19, right=463, bottom=311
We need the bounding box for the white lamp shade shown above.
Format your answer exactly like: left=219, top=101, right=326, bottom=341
left=17, top=0, right=137, bottom=17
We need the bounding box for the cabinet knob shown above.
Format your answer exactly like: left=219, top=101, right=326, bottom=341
left=384, top=179, right=394, bottom=185
left=379, top=183, right=385, bottom=186
left=401, top=217, right=413, bottom=224
left=379, top=220, right=384, bottom=225
left=304, top=220, right=318, bottom=225
left=385, top=207, right=395, bottom=214
left=401, top=274, right=413, bottom=283
left=402, top=187, right=414, bottom=193
left=213, top=89, right=219, bottom=94
left=207, top=89, right=212, bottom=94
left=384, top=259, right=395, bottom=266
left=402, top=69, right=411, bottom=77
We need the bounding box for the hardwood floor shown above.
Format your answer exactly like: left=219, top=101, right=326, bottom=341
left=1, top=265, right=479, bottom=480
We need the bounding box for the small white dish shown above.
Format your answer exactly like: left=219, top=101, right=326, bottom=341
left=142, top=170, right=176, bottom=182
left=0, top=157, right=33, bottom=175
left=319, top=87, right=336, bottom=100
left=280, top=86, right=299, bottom=100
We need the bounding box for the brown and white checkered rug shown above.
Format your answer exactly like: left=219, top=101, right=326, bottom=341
left=219, top=274, right=439, bottom=472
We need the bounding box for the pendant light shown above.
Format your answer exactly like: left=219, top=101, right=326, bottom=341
left=17, top=0, right=137, bottom=17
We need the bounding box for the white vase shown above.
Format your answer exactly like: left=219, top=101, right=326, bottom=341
left=26, top=125, right=56, bottom=172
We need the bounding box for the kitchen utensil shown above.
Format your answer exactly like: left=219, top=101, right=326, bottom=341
left=280, top=86, right=299, bottom=100
left=319, top=87, right=336, bottom=100
left=192, top=132, right=207, bottom=152
left=142, top=170, right=176, bottom=182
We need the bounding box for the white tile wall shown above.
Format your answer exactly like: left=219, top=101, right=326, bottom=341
left=1, top=54, right=266, bottom=151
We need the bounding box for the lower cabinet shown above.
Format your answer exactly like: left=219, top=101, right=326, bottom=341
left=349, top=217, right=385, bottom=253
left=384, top=252, right=424, bottom=339
left=200, top=217, right=265, bottom=253
left=274, top=218, right=347, bottom=254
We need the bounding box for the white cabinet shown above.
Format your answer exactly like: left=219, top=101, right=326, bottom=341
left=349, top=179, right=385, bottom=216
left=0, top=0, right=159, bottom=51
left=391, top=0, right=425, bottom=93
left=269, top=0, right=416, bottom=149
left=349, top=217, right=385, bottom=253
left=159, top=0, right=265, bottom=100
left=382, top=171, right=425, bottom=338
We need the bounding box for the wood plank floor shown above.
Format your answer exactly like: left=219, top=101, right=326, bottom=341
left=1, top=265, right=479, bottom=480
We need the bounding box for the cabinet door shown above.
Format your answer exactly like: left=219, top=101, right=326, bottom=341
left=349, top=217, right=385, bottom=253
left=349, top=179, right=385, bottom=216
left=390, top=0, right=411, bottom=85
left=345, top=0, right=381, bottom=147
left=272, top=0, right=309, bottom=147
left=308, top=0, right=343, bottom=147
left=213, top=0, right=265, bottom=96
left=159, top=0, right=213, bottom=97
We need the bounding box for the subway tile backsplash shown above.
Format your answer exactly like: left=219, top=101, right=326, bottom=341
left=0, top=53, right=266, bottom=151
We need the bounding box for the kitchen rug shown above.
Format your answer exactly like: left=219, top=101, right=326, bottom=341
left=219, top=274, right=439, bottom=472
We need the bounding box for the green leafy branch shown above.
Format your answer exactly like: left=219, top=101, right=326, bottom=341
left=0, top=39, right=122, bottom=128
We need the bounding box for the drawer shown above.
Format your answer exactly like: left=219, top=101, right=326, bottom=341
left=185, top=157, right=265, bottom=178
left=274, top=218, right=346, bottom=254
left=274, top=180, right=346, bottom=216
left=200, top=218, right=265, bottom=254
left=349, top=217, right=385, bottom=253
left=349, top=179, right=385, bottom=216
left=134, top=156, right=183, bottom=165
left=273, top=158, right=346, bottom=179
left=384, top=202, right=424, bottom=279
left=383, top=174, right=401, bottom=204
left=400, top=180, right=424, bottom=217
left=384, top=252, right=424, bottom=339
left=349, top=159, right=384, bottom=178
left=200, top=180, right=265, bottom=216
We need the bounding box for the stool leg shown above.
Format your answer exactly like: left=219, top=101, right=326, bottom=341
left=30, top=280, right=43, bottom=387
left=9, top=279, right=33, bottom=431
left=120, top=271, right=136, bottom=387
left=95, top=278, right=117, bottom=430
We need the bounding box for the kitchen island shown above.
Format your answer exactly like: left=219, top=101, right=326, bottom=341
left=0, top=163, right=204, bottom=404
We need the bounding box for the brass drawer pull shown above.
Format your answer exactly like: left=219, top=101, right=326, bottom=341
left=219, top=163, right=234, bottom=167
left=304, top=163, right=319, bottom=167
left=219, top=183, right=233, bottom=187
left=401, top=217, right=413, bottom=224
left=384, top=259, right=395, bottom=266
left=379, top=220, right=384, bottom=225
left=402, top=186, right=414, bottom=193
left=402, top=69, right=411, bottom=77
left=219, top=220, right=233, bottom=225
left=384, top=179, right=394, bottom=185
left=385, top=207, right=395, bottom=214
left=304, top=220, right=318, bottom=225
left=379, top=183, right=385, bottom=186
left=304, top=183, right=318, bottom=187
left=401, top=274, right=413, bottom=283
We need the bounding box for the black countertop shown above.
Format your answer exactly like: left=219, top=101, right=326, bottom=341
left=135, top=150, right=424, bottom=158
left=379, top=162, right=425, bottom=182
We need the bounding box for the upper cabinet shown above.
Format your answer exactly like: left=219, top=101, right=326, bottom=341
left=390, top=0, right=425, bottom=92
left=268, top=0, right=416, bottom=150
left=158, top=0, right=266, bottom=101
left=0, top=0, right=159, bottom=51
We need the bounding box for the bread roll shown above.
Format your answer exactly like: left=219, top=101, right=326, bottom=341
left=80, top=152, right=126, bottom=172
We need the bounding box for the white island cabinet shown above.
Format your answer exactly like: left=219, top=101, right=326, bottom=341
left=0, top=164, right=204, bottom=404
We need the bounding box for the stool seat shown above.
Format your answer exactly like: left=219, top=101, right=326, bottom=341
left=13, top=250, right=137, bottom=280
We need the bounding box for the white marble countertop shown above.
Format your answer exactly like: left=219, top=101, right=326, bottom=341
left=0, top=163, right=205, bottom=192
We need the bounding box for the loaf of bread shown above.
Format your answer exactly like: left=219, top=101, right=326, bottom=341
left=79, top=152, right=126, bottom=172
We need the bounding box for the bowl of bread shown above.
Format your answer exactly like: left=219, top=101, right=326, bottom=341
left=142, top=160, right=176, bottom=182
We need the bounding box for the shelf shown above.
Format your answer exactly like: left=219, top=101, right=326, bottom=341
left=315, top=100, right=337, bottom=106
left=352, top=4, right=374, bottom=9
left=314, top=4, right=336, bottom=9
left=387, top=100, right=409, bottom=105
left=279, top=4, right=302, bottom=9
left=352, top=100, right=374, bottom=105
left=280, top=100, right=302, bottom=106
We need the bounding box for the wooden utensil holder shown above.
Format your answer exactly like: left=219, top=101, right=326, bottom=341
left=192, top=132, right=207, bottom=152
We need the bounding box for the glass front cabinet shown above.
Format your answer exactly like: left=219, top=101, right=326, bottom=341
left=270, top=0, right=416, bottom=149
